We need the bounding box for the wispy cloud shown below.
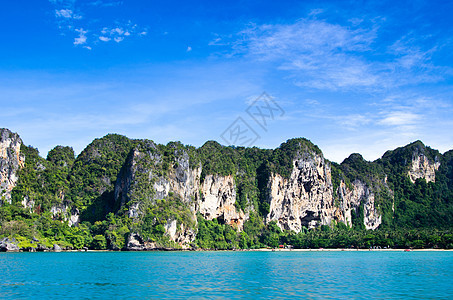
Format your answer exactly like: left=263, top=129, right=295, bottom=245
left=378, top=111, right=419, bottom=126
left=212, top=14, right=451, bottom=92
left=49, top=0, right=147, bottom=49
left=216, top=18, right=380, bottom=90
left=317, top=92, right=452, bottom=161
left=89, top=0, right=122, bottom=7
left=55, top=9, right=81, bottom=19
left=98, top=23, right=146, bottom=43
left=73, top=28, right=87, bottom=45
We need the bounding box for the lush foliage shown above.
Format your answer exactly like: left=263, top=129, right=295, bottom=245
left=376, top=142, right=453, bottom=229
left=1, top=135, right=453, bottom=251
left=11, top=145, right=74, bottom=212
left=68, top=134, right=137, bottom=220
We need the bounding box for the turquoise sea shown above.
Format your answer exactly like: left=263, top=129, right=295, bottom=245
left=1, top=251, right=452, bottom=299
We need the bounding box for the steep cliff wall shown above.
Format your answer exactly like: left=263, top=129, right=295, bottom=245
left=114, top=140, right=161, bottom=214
left=197, top=174, right=245, bottom=229
left=0, top=129, right=24, bottom=204
left=114, top=141, right=246, bottom=248
left=265, top=149, right=384, bottom=231
left=266, top=152, right=335, bottom=231
left=152, top=150, right=201, bottom=211
left=50, top=203, right=80, bottom=226
left=408, top=153, right=440, bottom=183
left=337, top=180, right=381, bottom=230
left=3, top=127, right=453, bottom=251
left=114, top=141, right=200, bottom=248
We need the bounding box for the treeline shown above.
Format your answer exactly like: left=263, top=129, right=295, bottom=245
left=195, top=217, right=453, bottom=250
left=2, top=132, right=453, bottom=251
left=3, top=201, right=452, bottom=251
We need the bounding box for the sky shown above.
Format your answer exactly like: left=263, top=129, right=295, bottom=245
left=1, top=0, right=452, bottom=163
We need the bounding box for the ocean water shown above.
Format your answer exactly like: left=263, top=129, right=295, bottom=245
left=1, top=251, right=452, bottom=299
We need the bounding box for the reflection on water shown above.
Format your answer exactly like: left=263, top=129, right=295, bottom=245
left=0, top=251, right=452, bottom=299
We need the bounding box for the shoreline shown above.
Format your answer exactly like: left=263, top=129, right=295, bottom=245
left=249, top=248, right=453, bottom=252
left=2, top=248, right=453, bottom=253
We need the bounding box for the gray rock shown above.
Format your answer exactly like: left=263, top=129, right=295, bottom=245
left=126, top=233, right=144, bottom=251
left=53, top=244, right=62, bottom=252
left=37, top=244, right=49, bottom=251
left=0, top=128, right=25, bottom=204
left=0, top=238, right=20, bottom=252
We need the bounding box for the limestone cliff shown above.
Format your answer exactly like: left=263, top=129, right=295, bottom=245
left=4, top=126, right=451, bottom=251
left=114, top=141, right=200, bottom=217
left=114, top=141, right=246, bottom=248
left=114, top=141, right=200, bottom=248
left=50, top=203, right=80, bottom=226
left=116, top=138, right=386, bottom=241
left=152, top=150, right=201, bottom=211
left=114, top=140, right=162, bottom=214
left=337, top=180, right=381, bottom=230
left=197, top=174, right=245, bottom=230
left=0, top=129, right=24, bottom=204
left=408, top=153, right=440, bottom=183
left=265, top=149, right=384, bottom=231
left=266, top=152, right=335, bottom=231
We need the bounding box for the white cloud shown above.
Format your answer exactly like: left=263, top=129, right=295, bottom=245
left=216, top=16, right=450, bottom=92
left=89, top=0, right=122, bottom=7
left=187, top=46, right=192, bottom=52
left=55, top=9, right=81, bottom=19
left=74, top=28, right=87, bottom=45
left=379, top=111, right=419, bottom=126
left=55, top=9, right=71, bottom=18
left=222, top=19, right=381, bottom=91
left=95, top=23, right=145, bottom=44
left=337, top=114, right=372, bottom=129
left=50, top=1, right=145, bottom=49
left=114, top=27, right=124, bottom=35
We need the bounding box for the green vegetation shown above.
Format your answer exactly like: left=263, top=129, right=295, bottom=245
left=376, top=142, right=453, bottom=229
left=68, top=134, right=137, bottom=221
left=131, top=194, right=195, bottom=246
left=1, top=134, right=452, bottom=251
left=195, top=217, right=453, bottom=250
left=11, top=144, right=74, bottom=212
left=0, top=202, right=93, bottom=250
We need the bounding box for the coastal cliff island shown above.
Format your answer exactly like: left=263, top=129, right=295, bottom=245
left=1, top=128, right=452, bottom=251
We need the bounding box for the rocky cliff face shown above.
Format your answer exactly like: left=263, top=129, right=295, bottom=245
left=152, top=150, right=201, bottom=211
left=265, top=150, right=383, bottom=231
left=50, top=203, right=80, bottom=226
left=197, top=174, right=246, bottom=230
left=408, top=153, right=440, bottom=183
left=266, top=152, right=336, bottom=231
left=114, top=141, right=246, bottom=248
left=0, top=129, right=24, bottom=204
left=116, top=139, right=386, bottom=241
left=5, top=126, right=451, bottom=251
left=115, top=141, right=201, bottom=216
left=114, top=141, right=200, bottom=248
left=337, top=180, right=381, bottom=230
left=114, top=140, right=162, bottom=214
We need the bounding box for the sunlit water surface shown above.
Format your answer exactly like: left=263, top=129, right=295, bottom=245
left=1, top=251, right=452, bottom=299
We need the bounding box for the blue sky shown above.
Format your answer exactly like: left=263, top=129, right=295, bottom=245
left=1, top=0, right=452, bottom=163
